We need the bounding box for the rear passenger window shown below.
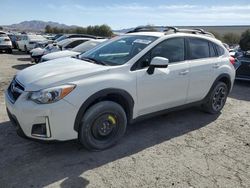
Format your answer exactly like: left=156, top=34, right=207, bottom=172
left=188, top=38, right=209, bottom=59
left=151, top=38, right=185, bottom=63
left=209, top=43, right=216, bottom=57
left=215, top=45, right=225, bottom=56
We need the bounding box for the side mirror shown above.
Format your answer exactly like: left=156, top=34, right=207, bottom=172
left=147, top=57, right=169, bottom=75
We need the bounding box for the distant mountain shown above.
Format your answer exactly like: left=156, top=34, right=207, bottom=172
left=2, top=20, right=78, bottom=32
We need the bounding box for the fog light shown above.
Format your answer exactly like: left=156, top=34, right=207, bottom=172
left=31, top=117, right=51, bottom=138
left=32, top=123, right=47, bottom=137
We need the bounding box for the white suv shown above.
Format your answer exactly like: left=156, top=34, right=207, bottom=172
left=5, top=27, right=235, bottom=150
left=0, top=32, right=12, bottom=53
left=17, top=34, right=47, bottom=53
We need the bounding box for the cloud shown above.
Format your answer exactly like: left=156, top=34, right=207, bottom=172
left=47, top=3, right=250, bottom=29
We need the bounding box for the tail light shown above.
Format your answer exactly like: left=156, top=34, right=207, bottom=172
left=229, top=56, right=235, bottom=65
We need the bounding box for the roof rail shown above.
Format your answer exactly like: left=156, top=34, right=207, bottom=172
left=126, top=26, right=178, bottom=33
left=176, top=29, right=215, bottom=38
left=127, top=26, right=215, bottom=38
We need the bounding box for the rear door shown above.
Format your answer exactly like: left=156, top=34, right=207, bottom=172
left=186, top=37, right=216, bottom=103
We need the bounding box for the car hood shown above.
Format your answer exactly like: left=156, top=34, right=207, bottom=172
left=42, top=50, right=80, bottom=60
left=16, top=57, right=110, bottom=91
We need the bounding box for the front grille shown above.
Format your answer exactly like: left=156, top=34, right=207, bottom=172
left=7, top=79, right=25, bottom=103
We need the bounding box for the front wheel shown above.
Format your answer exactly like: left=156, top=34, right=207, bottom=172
left=201, top=82, right=228, bottom=114
left=24, top=45, right=29, bottom=54
left=7, top=48, right=12, bottom=54
left=78, top=101, right=127, bottom=151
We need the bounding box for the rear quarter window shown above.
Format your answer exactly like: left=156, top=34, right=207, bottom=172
left=215, top=44, right=225, bottom=56
left=187, top=38, right=210, bottom=60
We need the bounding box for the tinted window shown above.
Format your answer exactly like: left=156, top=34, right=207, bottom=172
left=215, top=44, right=225, bottom=56
left=151, top=38, right=185, bottom=63
left=188, top=38, right=209, bottom=59
left=209, top=42, right=216, bottom=57
left=65, top=40, right=87, bottom=49
left=135, top=38, right=185, bottom=69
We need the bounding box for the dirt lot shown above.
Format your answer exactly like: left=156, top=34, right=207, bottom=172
left=0, top=50, right=250, bottom=188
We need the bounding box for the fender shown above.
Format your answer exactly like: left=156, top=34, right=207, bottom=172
left=203, top=73, right=232, bottom=102
left=74, top=88, right=134, bottom=131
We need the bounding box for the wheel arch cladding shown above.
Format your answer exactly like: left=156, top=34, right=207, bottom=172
left=204, top=73, right=232, bottom=102
left=74, top=88, right=134, bottom=131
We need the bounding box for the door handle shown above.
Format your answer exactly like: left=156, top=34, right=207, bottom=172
left=213, top=63, right=220, bottom=68
left=179, top=70, right=189, bottom=75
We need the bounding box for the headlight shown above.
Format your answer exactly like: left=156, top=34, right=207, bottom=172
left=29, top=84, right=76, bottom=104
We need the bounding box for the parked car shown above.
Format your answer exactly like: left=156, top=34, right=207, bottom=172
left=30, top=43, right=60, bottom=63
left=40, top=39, right=107, bottom=62
left=234, top=51, right=250, bottom=81
left=31, top=38, right=93, bottom=63
left=55, top=34, right=102, bottom=43
left=0, top=32, right=12, bottom=53
left=5, top=27, right=235, bottom=150
left=17, top=34, right=47, bottom=53
left=57, top=38, right=90, bottom=51
left=7, top=33, right=19, bottom=49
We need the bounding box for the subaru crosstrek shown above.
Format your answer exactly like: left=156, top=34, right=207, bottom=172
left=5, top=27, right=235, bottom=150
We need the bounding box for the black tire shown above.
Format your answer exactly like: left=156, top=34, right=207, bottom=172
left=78, top=101, right=127, bottom=151
left=24, top=45, right=29, bottom=54
left=202, top=82, right=228, bottom=114
left=7, top=49, right=12, bottom=54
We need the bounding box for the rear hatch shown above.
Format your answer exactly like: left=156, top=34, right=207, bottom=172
left=0, top=33, right=11, bottom=46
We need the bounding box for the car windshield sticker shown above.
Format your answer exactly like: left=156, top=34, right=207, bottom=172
left=133, top=39, right=152, bottom=45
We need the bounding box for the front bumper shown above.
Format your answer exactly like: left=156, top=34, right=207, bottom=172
left=5, top=90, right=79, bottom=141
left=31, top=55, right=42, bottom=63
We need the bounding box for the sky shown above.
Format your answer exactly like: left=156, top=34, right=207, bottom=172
left=0, top=0, right=250, bottom=29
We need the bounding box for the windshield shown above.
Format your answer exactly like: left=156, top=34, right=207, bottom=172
left=80, top=35, right=157, bottom=66
left=55, top=35, right=67, bottom=42
left=29, top=35, right=46, bottom=41
left=72, top=40, right=102, bottom=53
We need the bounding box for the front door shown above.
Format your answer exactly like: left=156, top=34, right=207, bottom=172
left=135, top=37, right=190, bottom=116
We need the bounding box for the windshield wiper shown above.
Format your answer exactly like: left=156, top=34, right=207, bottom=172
left=80, top=57, right=107, bottom=66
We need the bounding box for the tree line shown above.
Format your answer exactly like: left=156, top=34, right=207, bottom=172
left=210, top=29, right=250, bottom=46
left=45, top=24, right=113, bottom=37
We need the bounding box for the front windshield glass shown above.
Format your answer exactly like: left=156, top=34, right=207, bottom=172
left=55, top=35, right=67, bottom=42
left=72, top=40, right=101, bottom=53
left=80, top=35, right=157, bottom=66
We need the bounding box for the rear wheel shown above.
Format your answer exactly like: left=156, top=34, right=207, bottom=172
left=202, top=82, right=228, bottom=114
left=78, top=101, right=127, bottom=151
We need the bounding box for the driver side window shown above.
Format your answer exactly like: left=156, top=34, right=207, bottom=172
left=135, top=37, right=185, bottom=69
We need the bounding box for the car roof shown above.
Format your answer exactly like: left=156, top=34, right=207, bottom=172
left=125, top=31, right=222, bottom=46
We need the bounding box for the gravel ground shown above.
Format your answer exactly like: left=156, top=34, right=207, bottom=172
left=0, top=50, right=250, bottom=188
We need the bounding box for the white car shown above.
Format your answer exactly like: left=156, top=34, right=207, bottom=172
left=0, top=32, right=12, bottom=53
left=5, top=27, right=235, bottom=151
left=17, top=34, right=47, bottom=53
left=57, top=37, right=91, bottom=51
left=41, top=39, right=107, bottom=62
left=30, top=44, right=60, bottom=63
left=30, top=38, right=93, bottom=63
